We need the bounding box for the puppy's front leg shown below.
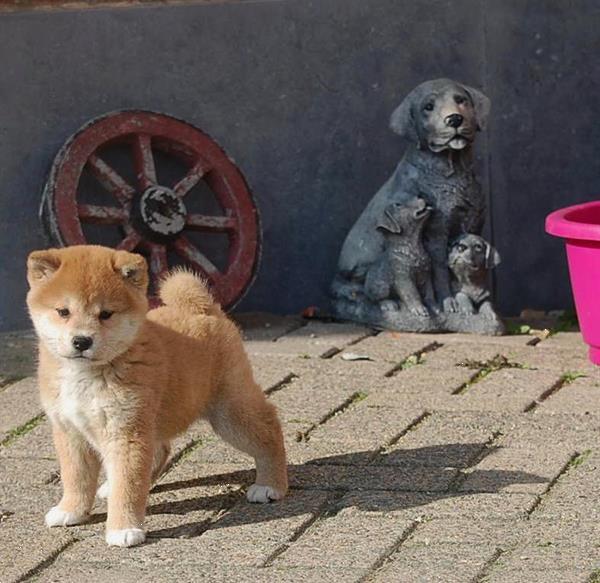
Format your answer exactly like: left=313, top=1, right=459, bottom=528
left=104, top=435, right=153, bottom=547
left=46, top=424, right=100, bottom=527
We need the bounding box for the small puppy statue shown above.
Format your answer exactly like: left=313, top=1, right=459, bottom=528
left=26, top=245, right=288, bottom=547
left=364, top=197, right=434, bottom=317
left=448, top=233, right=500, bottom=315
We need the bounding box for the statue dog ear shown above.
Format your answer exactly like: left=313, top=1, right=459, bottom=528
left=461, top=84, right=491, bottom=131
left=485, top=242, right=501, bottom=269
left=389, top=91, right=418, bottom=142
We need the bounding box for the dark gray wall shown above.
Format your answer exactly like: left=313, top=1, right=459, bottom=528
left=0, top=0, right=597, bottom=331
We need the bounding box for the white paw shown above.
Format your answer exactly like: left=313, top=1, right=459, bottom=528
left=45, top=506, right=88, bottom=527
left=246, top=484, right=284, bottom=503
left=96, top=481, right=110, bottom=500
left=105, top=528, right=146, bottom=548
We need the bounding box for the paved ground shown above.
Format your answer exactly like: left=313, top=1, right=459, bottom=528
left=1, top=314, right=599, bottom=582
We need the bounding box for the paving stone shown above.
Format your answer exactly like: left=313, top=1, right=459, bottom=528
left=247, top=353, right=302, bottom=392
left=289, top=464, right=458, bottom=492
left=482, top=568, right=590, bottom=583
left=253, top=321, right=373, bottom=358
left=0, top=483, right=61, bottom=515
left=0, top=456, right=58, bottom=487
left=40, top=563, right=367, bottom=583
left=293, top=402, right=426, bottom=465
left=409, top=516, right=524, bottom=546
left=536, top=374, right=600, bottom=415
left=234, top=312, right=303, bottom=342
left=371, top=542, right=499, bottom=582
left=450, top=367, right=562, bottom=412
left=485, top=545, right=599, bottom=582
left=0, top=512, right=74, bottom=583
left=337, top=491, right=538, bottom=520
left=336, top=332, right=436, bottom=372
left=378, top=411, right=504, bottom=468
left=0, top=418, right=55, bottom=459
left=0, top=377, right=42, bottom=441
left=273, top=510, right=415, bottom=569
left=459, top=445, right=574, bottom=494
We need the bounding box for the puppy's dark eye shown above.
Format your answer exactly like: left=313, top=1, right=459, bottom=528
left=56, top=308, right=70, bottom=318
left=423, top=102, right=434, bottom=112
left=99, top=310, right=114, bottom=321
left=454, top=95, right=467, bottom=105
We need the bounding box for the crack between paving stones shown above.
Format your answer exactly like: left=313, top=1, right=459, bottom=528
left=526, top=450, right=591, bottom=517
left=522, top=372, right=586, bottom=413
left=16, top=538, right=75, bottom=582
left=359, top=518, right=424, bottom=582
left=269, top=319, right=308, bottom=342
left=372, top=411, right=432, bottom=463
left=157, top=438, right=205, bottom=479
left=446, top=430, right=504, bottom=492
left=0, top=375, right=25, bottom=392
left=452, top=354, right=525, bottom=395
left=264, top=372, right=298, bottom=396
left=261, top=490, right=344, bottom=567
left=296, top=391, right=367, bottom=443
left=472, top=546, right=508, bottom=583
left=319, top=328, right=379, bottom=359
left=384, top=342, right=443, bottom=377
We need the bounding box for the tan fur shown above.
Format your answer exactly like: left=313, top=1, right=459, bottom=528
left=26, top=245, right=288, bottom=547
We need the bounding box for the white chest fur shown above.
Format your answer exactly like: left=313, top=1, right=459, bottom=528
left=53, top=362, right=129, bottom=448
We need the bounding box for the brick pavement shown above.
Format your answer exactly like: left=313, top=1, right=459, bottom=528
left=0, top=316, right=599, bottom=582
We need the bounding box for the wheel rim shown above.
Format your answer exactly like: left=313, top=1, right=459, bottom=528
left=41, top=110, right=261, bottom=309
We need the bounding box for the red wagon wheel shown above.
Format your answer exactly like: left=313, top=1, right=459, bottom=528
left=41, top=110, right=261, bottom=309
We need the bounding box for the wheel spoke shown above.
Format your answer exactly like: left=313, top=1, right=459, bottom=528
left=78, top=204, right=128, bottom=225
left=116, top=231, right=142, bottom=252
left=185, top=214, right=236, bottom=232
left=132, top=133, right=157, bottom=190
left=149, top=244, right=169, bottom=287
left=173, top=162, right=209, bottom=198
left=173, top=236, right=219, bottom=276
left=86, top=154, right=136, bottom=206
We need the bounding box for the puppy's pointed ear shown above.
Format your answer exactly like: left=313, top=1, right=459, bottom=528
left=113, top=251, right=149, bottom=291
left=461, top=84, right=491, bottom=131
left=27, top=249, right=62, bottom=287
left=390, top=91, right=418, bottom=142
left=485, top=243, right=501, bottom=269
left=377, top=210, right=403, bottom=234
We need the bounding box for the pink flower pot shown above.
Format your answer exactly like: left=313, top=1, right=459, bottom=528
left=546, top=200, right=600, bottom=364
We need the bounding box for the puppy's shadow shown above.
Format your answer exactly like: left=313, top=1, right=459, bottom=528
left=143, top=442, right=545, bottom=541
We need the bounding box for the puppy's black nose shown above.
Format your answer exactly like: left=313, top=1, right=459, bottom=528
left=72, top=336, right=93, bottom=352
left=445, top=113, right=463, bottom=128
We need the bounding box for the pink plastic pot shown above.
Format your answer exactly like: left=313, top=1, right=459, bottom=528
left=546, top=200, right=600, bottom=364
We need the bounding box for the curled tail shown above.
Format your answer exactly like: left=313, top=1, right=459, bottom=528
left=159, top=269, right=218, bottom=315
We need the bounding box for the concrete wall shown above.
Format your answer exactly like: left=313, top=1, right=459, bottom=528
left=0, top=0, right=598, bottom=331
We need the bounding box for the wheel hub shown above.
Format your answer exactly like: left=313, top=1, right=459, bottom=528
left=134, top=185, right=187, bottom=243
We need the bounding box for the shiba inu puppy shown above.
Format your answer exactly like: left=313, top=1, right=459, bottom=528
left=26, top=245, right=287, bottom=547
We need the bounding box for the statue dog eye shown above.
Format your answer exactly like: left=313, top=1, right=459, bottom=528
left=457, top=244, right=467, bottom=252
left=423, top=102, right=435, bottom=112
left=454, top=94, right=467, bottom=105
left=474, top=244, right=484, bottom=252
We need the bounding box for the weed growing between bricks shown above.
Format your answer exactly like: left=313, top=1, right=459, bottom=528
left=452, top=355, right=529, bottom=395
left=0, top=413, right=45, bottom=447
left=523, top=370, right=588, bottom=412
left=384, top=342, right=443, bottom=377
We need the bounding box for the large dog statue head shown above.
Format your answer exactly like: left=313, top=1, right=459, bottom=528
left=390, top=78, right=490, bottom=153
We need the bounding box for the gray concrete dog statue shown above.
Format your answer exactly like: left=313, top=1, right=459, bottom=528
left=331, top=78, right=504, bottom=334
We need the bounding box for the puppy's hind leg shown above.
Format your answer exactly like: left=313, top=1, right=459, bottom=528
left=208, top=385, right=288, bottom=504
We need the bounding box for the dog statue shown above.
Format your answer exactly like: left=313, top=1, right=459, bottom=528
left=449, top=234, right=500, bottom=316
left=332, top=78, right=503, bottom=334
left=364, top=198, right=434, bottom=317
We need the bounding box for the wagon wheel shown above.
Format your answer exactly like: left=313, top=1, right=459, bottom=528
left=41, top=110, right=261, bottom=309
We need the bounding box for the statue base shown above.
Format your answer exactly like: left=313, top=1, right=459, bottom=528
left=331, top=296, right=505, bottom=336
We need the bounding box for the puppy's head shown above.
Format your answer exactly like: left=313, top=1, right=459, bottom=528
left=377, top=197, right=432, bottom=237
left=449, top=234, right=500, bottom=274
left=26, top=245, right=149, bottom=364
left=390, top=78, right=490, bottom=153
